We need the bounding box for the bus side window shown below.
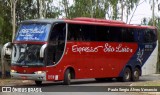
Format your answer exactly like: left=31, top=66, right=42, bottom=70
left=68, top=24, right=80, bottom=41
left=95, top=26, right=109, bottom=41
left=82, top=25, right=96, bottom=41
left=122, top=28, right=135, bottom=42
left=144, top=29, right=156, bottom=43
left=68, top=24, right=74, bottom=41
left=82, top=25, right=91, bottom=41
left=68, top=24, right=96, bottom=42
left=78, top=26, right=84, bottom=41
left=109, top=27, right=123, bottom=42
left=137, top=29, right=144, bottom=43
left=133, top=29, right=139, bottom=42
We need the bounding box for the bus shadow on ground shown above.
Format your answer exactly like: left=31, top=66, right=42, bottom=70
left=17, top=77, right=153, bottom=87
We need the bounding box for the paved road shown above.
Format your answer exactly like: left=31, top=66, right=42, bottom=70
left=23, top=74, right=160, bottom=87
left=1, top=74, right=160, bottom=95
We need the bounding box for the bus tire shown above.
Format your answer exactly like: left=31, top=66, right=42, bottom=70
left=35, top=81, right=42, bottom=86
left=63, top=69, right=71, bottom=85
left=122, top=67, right=131, bottom=82
left=131, top=68, right=140, bottom=81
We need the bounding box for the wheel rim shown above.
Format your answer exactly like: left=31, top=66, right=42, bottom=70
left=125, top=72, right=130, bottom=80
left=68, top=73, right=71, bottom=80
left=134, top=70, right=139, bottom=79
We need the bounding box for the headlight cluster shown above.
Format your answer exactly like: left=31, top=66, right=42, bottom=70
left=10, top=70, right=17, bottom=73
left=34, top=71, right=46, bottom=74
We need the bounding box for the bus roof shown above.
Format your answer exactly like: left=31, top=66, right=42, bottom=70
left=65, top=17, right=156, bottom=30
left=21, top=17, right=156, bottom=30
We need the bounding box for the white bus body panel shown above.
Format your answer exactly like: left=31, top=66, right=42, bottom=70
left=142, top=41, right=158, bottom=75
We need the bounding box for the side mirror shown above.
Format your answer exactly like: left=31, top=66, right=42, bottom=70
left=40, top=44, right=47, bottom=58
left=2, top=42, right=12, bottom=56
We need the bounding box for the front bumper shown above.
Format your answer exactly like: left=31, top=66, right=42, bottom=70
left=10, top=72, right=46, bottom=81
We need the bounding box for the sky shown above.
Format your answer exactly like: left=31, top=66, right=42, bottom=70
left=127, top=0, right=160, bottom=24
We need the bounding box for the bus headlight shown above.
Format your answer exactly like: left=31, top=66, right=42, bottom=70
left=34, top=71, right=46, bottom=74
left=10, top=70, right=17, bottom=73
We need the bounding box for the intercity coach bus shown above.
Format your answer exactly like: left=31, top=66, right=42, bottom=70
left=5, top=17, right=158, bottom=85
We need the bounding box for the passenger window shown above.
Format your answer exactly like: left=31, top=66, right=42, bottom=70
left=95, top=26, right=110, bottom=41
left=122, top=28, right=135, bottom=42
left=144, top=29, right=156, bottom=43
left=68, top=24, right=96, bottom=41
left=109, top=27, right=123, bottom=42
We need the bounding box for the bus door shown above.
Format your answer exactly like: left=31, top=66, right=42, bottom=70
left=46, top=23, right=66, bottom=78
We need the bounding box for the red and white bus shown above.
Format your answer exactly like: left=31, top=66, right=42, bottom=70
left=5, top=17, right=158, bottom=85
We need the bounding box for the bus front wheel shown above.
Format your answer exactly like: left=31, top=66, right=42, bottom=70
left=63, top=69, right=71, bottom=85
left=35, top=80, right=42, bottom=86
left=131, top=68, right=140, bottom=81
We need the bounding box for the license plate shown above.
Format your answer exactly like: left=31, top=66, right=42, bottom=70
left=21, top=76, right=27, bottom=79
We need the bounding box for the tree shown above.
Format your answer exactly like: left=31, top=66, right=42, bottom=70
left=129, top=0, right=145, bottom=24
left=16, top=0, right=60, bottom=21
left=6, top=0, right=18, bottom=42
left=61, top=0, right=110, bottom=19
left=148, top=0, right=159, bottom=26
left=120, top=0, right=140, bottom=22
left=62, top=0, right=70, bottom=18
left=0, top=0, right=12, bottom=78
left=0, top=0, right=12, bottom=44
left=109, top=0, right=119, bottom=20
left=0, top=17, right=3, bottom=32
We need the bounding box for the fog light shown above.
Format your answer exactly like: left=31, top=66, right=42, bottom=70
left=34, top=71, right=45, bottom=74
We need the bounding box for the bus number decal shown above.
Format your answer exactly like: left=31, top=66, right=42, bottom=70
left=48, top=75, right=54, bottom=80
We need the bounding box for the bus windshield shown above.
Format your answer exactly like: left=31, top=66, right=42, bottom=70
left=15, top=23, right=51, bottom=41
left=11, top=44, right=45, bottom=66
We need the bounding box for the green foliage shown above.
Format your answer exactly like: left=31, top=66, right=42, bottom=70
left=109, top=0, right=119, bottom=20
left=157, top=22, right=160, bottom=73
left=0, top=0, right=12, bottom=44
left=61, top=0, right=112, bottom=19
left=16, top=0, right=61, bottom=21
left=0, top=17, right=3, bottom=31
